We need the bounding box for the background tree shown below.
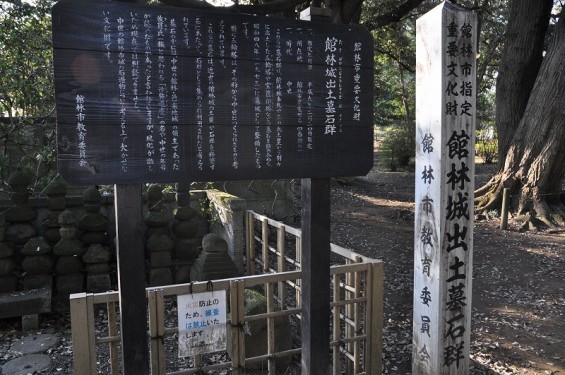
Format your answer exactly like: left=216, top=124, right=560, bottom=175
left=493, top=0, right=553, bottom=168
left=0, top=0, right=56, bottom=195
left=476, top=0, right=565, bottom=229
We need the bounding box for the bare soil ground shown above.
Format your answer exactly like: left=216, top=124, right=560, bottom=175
left=330, top=163, right=565, bottom=374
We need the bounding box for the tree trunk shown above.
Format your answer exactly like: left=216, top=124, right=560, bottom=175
left=477, top=11, right=565, bottom=229
left=494, top=0, right=552, bottom=168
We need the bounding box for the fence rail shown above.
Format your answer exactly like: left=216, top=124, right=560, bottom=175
left=70, top=211, right=383, bottom=374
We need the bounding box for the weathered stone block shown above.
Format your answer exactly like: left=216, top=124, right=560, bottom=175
left=190, top=234, right=238, bottom=281
left=58, top=227, right=77, bottom=240
left=42, top=211, right=63, bottom=228
left=43, top=228, right=61, bottom=244
left=144, top=211, right=169, bottom=227
left=22, top=255, right=54, bottom=274
left=174, top=238, right=201, bottom=260
left=172, top=221, right=198, bottom=238
left=0, top=275, right=17, bottom=292
left=22, top=274, right=53, bottom=290
left=44, top=180, right=67, bottom=197
left=82, top=244, right=111, bottom=264
left=0, top=287, right=50, bottom=322
left=4, top=206, right=36, bottom=223
left=173, top=263, right=192, bottom=283
left=57, top=273, right=84, bottom=294
left=83, top=186, right=102, bottom=204
left=150, top=251, right=172, bottom=268
left=80, top=231, right=108, bottom=245
left=0, top=258, right=16, bottom=275
left=149, top=267, right=172, bottom=286
left=47, top=196, right=66, bottom=211
left=10, top=192, right=29, bottom=205
left=58, top=210, right=76, bottom=226
left=53, top=238, right=83, bottom=256
left=5, top=222, right=37, bottom=244
left=202, top=233, right=228, bottom=253
left=21, top=237, right=52, bottom=256
left=86, top=273, right=111, bottom=292
left=79, top=213, right=108, bottom=232
left=55, top=255, right=83, bottom=274
left=7, top=170, right=33, bottom=191
left=146, top=226, right=170, bottom=239
left=174, top=206, right=197, bottom=221
left=0, top=242, right=14, bottom=258
left=85, top=262, right=110, bottom=274
left=147, top=234, right=174, bottom=252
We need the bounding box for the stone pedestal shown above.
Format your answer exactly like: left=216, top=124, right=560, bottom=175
left=80, top=188, right=111, bottom=292
left=145, top=185, right=173, bottom=286
left=0, top=214, right=17, bottom=292
left=4, top=172, right=38, bottom=290
left=21, top=237, right=53, bottom=290
left=42, top=180, right=67, bottom=244
left=172, top=184, right=201, bottom=283
left=190, top=233, right=238, bottom=281
left=54, top=210, right=84, bottom=295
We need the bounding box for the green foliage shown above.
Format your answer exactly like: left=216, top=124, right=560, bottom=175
left=363, top=0, right=508, bottom=170
left=476, top=122, right=498, bottom=164
left=377, top=122, right=415, bottom=171
left=0, top=0, right=56, bottom=195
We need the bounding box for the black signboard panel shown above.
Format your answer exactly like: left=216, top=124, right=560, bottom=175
left=52, top=0, right=374, bottom=184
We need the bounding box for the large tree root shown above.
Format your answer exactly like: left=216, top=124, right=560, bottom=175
left=475, top=175, right=565, bottom=231
left=474, top=174, right=506, bottom=213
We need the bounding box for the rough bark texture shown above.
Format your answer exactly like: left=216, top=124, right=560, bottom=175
left=477, top=11, right=565, bottom=229
left=494, top=0, right=552, bottom=168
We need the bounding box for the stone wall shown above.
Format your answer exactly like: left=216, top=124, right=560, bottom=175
left=201, top=189, right=247, bottom=274
left=210, top=180, right=295, bottom=224
left=0, top=182, right=251, bottom=297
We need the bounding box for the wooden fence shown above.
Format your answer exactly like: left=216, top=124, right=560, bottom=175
left=70, top=211, right=383, bottom=374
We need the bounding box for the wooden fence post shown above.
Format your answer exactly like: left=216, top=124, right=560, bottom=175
left=148, top=289, right=165, bottom=375
left=70, top=293, right=96, bottom=374
left=366, top=261, right=384, bottom=374
left=277, top=225, right=287, bottom=307
left=246, top=212, right=255, bottom=275
left=229, top=280, right=245, bottom=372
left=500, top=188, right=510, bottom=230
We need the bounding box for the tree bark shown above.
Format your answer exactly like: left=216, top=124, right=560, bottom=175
left=494, top=0, right=552, bottom=168
left=477, top=11, right=565, bottom=229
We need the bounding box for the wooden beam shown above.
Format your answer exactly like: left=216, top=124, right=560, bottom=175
left=300, top=177, right=331, bottom=374
left=114, top=184, right=149, bottom=374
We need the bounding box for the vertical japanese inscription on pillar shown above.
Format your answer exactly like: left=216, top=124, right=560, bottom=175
left=52, top=0, right=373, bottom=184
left=413, top=3, right=476, bottom=374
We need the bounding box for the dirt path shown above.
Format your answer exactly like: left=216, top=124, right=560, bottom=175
left=330, top=165, right=565, bottom=374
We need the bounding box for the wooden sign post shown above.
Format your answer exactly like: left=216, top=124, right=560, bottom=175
left=413, top=2, right=477, bottom=374
left=114, top=184, right=148, bottom=373
left=52, top=0, right=373, bottom=372
left=299, top=8, right=331, bottom=374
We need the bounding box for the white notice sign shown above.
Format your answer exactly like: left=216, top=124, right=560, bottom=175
left=177, top=290, right=227, bottom=357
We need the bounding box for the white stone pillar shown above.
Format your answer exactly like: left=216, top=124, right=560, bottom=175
left=413, top=2, right=477, bottom=374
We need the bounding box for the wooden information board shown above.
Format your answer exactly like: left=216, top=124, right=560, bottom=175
left=52, top=0, right=374, bottom=185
